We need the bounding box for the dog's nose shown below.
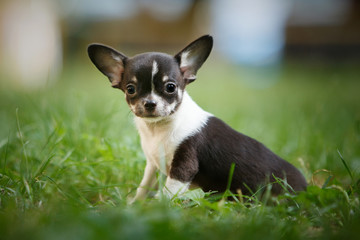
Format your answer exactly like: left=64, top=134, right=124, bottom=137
left=144, top=100, right=157, bottom=110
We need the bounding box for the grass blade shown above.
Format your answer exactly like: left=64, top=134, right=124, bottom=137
left=337, top=149, right=354, bottom=182
left=321, top=175, right=334, bottom=189
left=1, top=132, right=11, bottom=170
left=16, top=108, right=30, bottom=179
left=226, top=163, right=236, bottom=191
left=34, top=154, right=55, bottom=179
left=221, top=163, right=239, bottom=202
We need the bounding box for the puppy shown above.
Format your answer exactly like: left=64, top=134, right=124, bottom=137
left=87, top=35, right=307, bottom=202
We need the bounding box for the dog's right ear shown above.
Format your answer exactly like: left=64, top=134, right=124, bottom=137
left=87, top=44, right=127, bottom=89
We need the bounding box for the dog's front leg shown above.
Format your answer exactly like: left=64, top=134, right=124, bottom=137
left=130, top=162, right=157, bottom=203
left=161, top=145, right=198, bottom=199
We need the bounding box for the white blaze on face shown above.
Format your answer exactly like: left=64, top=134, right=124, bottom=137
left=151, top=60, right=159, bottom=92
left=149, top=60, right=166, bottom=117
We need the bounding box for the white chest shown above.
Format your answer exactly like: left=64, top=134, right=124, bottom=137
left=137, top=124, right=177, bottom=173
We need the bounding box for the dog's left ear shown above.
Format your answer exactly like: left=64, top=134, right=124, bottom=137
left=175, top=35, right=213, bottom=84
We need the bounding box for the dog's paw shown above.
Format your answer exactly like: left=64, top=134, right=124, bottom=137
left=127, top=198, right=136, bottom=205
left=155, top=189, right=173, bottom=200
left=153, top=191, right=161, bottom=199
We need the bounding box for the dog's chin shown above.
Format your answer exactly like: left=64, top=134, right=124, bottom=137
left=134, top=111, right=171, bottom=123
left=142, top=116, right=168, bottom=123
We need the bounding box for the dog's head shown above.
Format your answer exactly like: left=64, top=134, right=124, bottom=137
left=87, top=35, right=213, bottom=122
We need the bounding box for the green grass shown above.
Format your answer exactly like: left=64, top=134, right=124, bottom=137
left=1, top=58, right=360, bottom=240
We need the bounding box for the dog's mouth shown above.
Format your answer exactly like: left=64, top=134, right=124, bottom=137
left=133, top=109, right=166, bottom=119
left=134, top=111, right=171, bottom=124
left=140, top=112, right=159, bottom=118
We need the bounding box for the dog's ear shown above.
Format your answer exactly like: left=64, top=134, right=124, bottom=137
left=87, top=44, right=127, bottom=89
left=175, top=35, right=213, bottom=84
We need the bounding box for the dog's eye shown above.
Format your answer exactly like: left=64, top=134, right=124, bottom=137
left=126, top=85, right=136, bottom=95
left=165, top=83, right=177, bottom=94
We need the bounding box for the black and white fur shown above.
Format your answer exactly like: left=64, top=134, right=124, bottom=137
left=87, top=35, right=307, bottom=202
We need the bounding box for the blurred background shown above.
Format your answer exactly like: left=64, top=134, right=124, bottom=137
left=0, top=0, right=359, bottom=89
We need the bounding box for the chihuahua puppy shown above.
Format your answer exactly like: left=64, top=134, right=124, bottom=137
left=87, top=35, right=307, bottom=202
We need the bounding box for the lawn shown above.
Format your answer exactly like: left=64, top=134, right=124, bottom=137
left=0, top=58, right=359, bottom=240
